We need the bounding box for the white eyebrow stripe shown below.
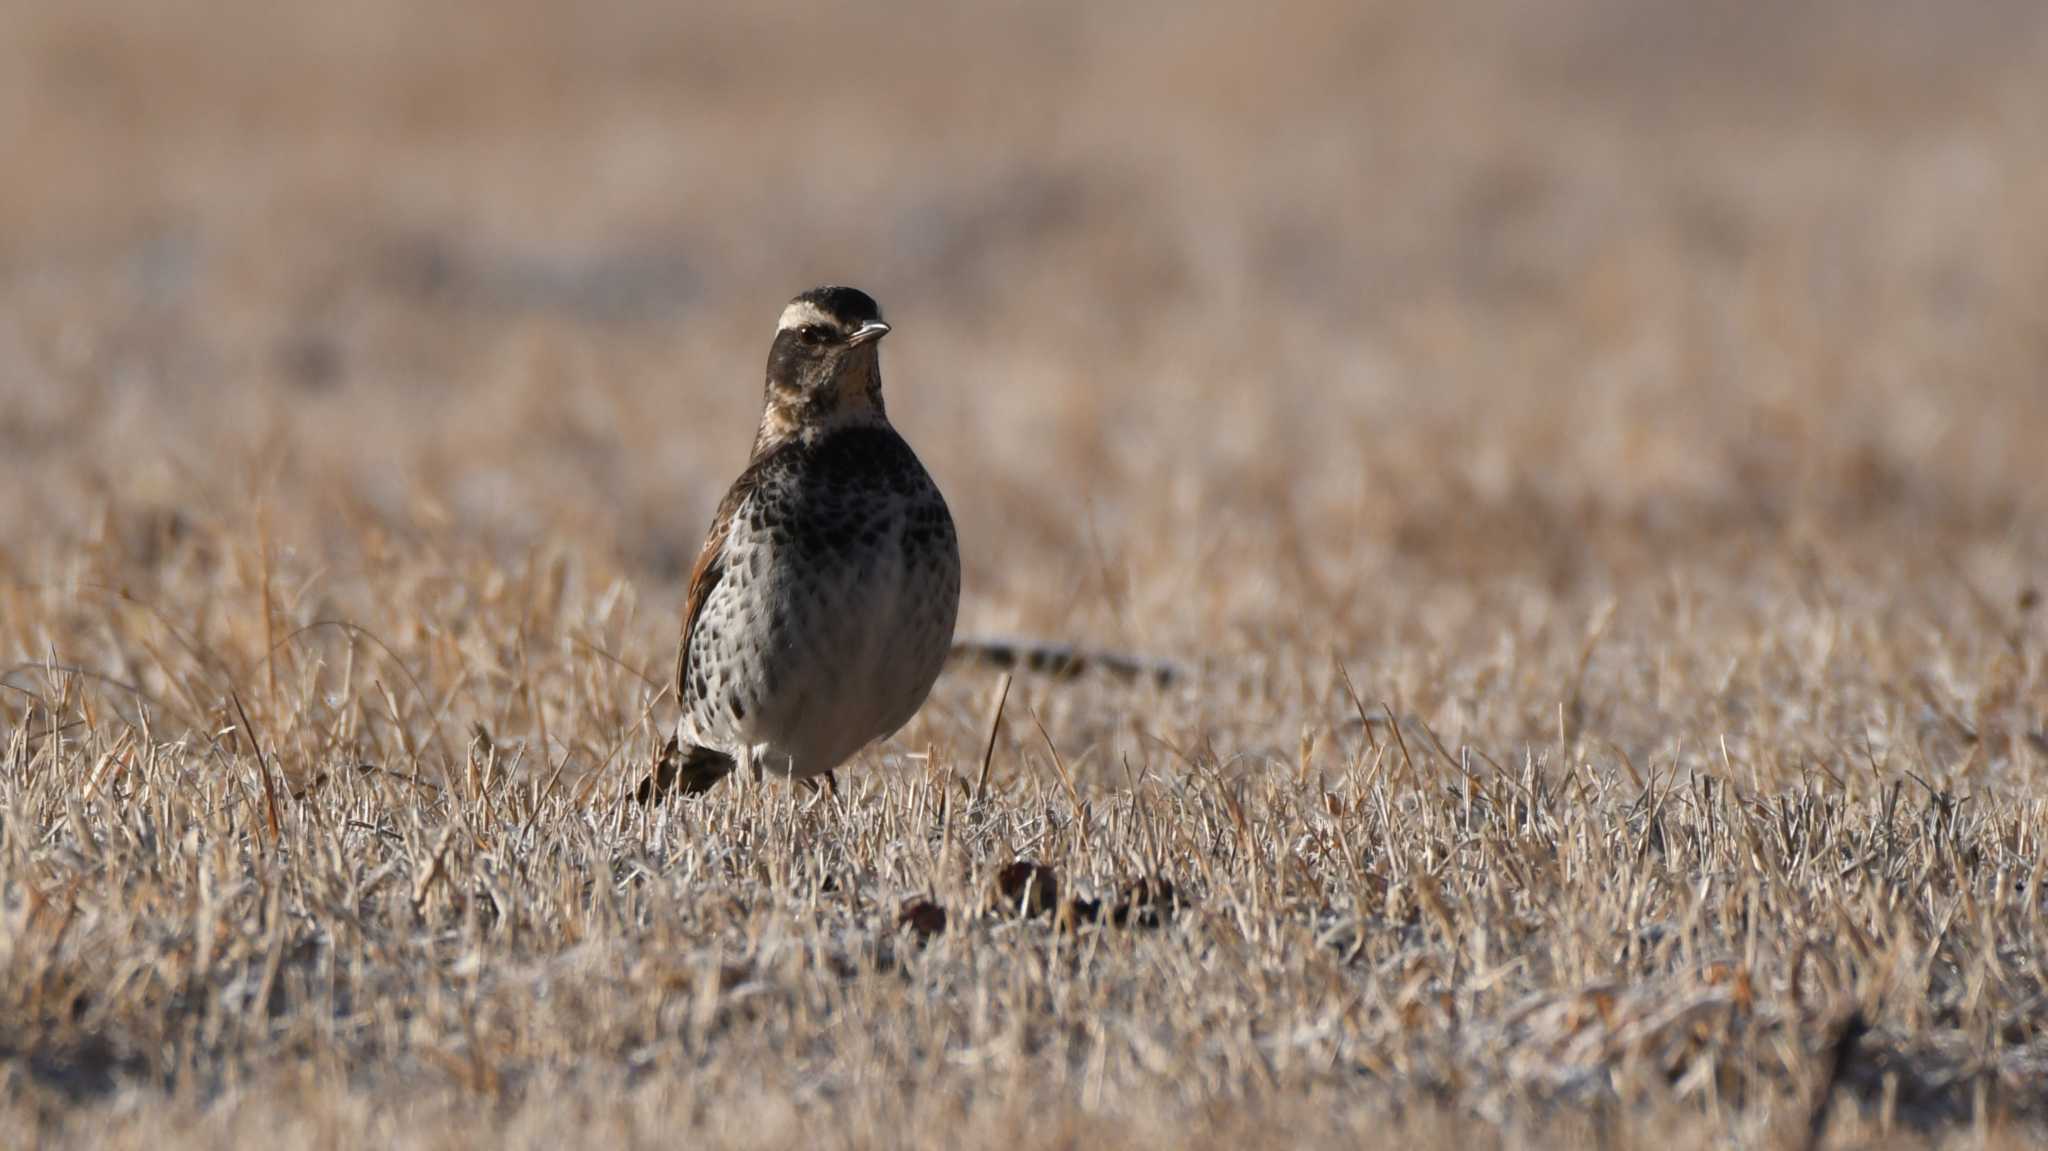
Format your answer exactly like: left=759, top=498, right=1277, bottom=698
left=777, top=301, right=833, bottom=332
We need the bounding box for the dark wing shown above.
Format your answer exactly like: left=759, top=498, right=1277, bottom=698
left=675, top=470, right=757, bottom=703
left=647, top=447, right=792, bottom=805
left=677, top=439, right=806, bottom=704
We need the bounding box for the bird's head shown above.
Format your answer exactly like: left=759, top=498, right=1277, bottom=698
left=758, top=285, right=891, bottom=447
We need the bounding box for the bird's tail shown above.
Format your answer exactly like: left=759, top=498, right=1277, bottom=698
left=636, top=738, right=736, bottom=804
left=948, top=636, right=1187, bottom=688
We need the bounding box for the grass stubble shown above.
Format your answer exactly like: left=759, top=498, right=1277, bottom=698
left=4, top=1, right=2048, bottom=1147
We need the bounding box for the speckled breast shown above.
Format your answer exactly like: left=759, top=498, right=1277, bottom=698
left=684, top=425, right=960, bottom=777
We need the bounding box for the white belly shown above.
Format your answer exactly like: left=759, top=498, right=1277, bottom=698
left=751, top=540, right=955, bottom=776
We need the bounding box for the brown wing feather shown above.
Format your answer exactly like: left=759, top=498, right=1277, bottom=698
left=675, top=470, right=757, bottom=700
left=649, top=446, right=790, bottom=805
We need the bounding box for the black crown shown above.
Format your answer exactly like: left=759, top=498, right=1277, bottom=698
left=793, top=285, right=883, bottom=325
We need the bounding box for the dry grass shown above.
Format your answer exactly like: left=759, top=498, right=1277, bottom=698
left=4, top=1, right=2048, bottom=1146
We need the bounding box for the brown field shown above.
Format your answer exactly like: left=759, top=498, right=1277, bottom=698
left=4, top=1, right=2048, bottom=1146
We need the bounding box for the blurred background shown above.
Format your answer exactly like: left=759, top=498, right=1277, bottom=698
left=10, top=8, right=2048, bottom=1137
left=1, top=0, right=2045, bottom=706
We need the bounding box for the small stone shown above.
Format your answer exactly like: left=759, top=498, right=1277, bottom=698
left=993, top=860, right=1060, bottom=918
left=897, top=900, right=947, bottom=940
left=1110, top=876, right=1183, bottom=929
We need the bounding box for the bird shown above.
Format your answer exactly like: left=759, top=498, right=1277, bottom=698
left=639, top=286, right=960, bottom=801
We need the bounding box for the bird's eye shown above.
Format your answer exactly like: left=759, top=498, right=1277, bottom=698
left=798, top=324, right=830, bottom=345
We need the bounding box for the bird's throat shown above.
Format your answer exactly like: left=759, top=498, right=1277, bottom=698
left=754, top=355, right=888, bottom=455
left=753, top=385, right=890, bottom=455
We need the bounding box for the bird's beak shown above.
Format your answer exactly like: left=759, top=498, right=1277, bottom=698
left=846, top=320, right=891, bottom=347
